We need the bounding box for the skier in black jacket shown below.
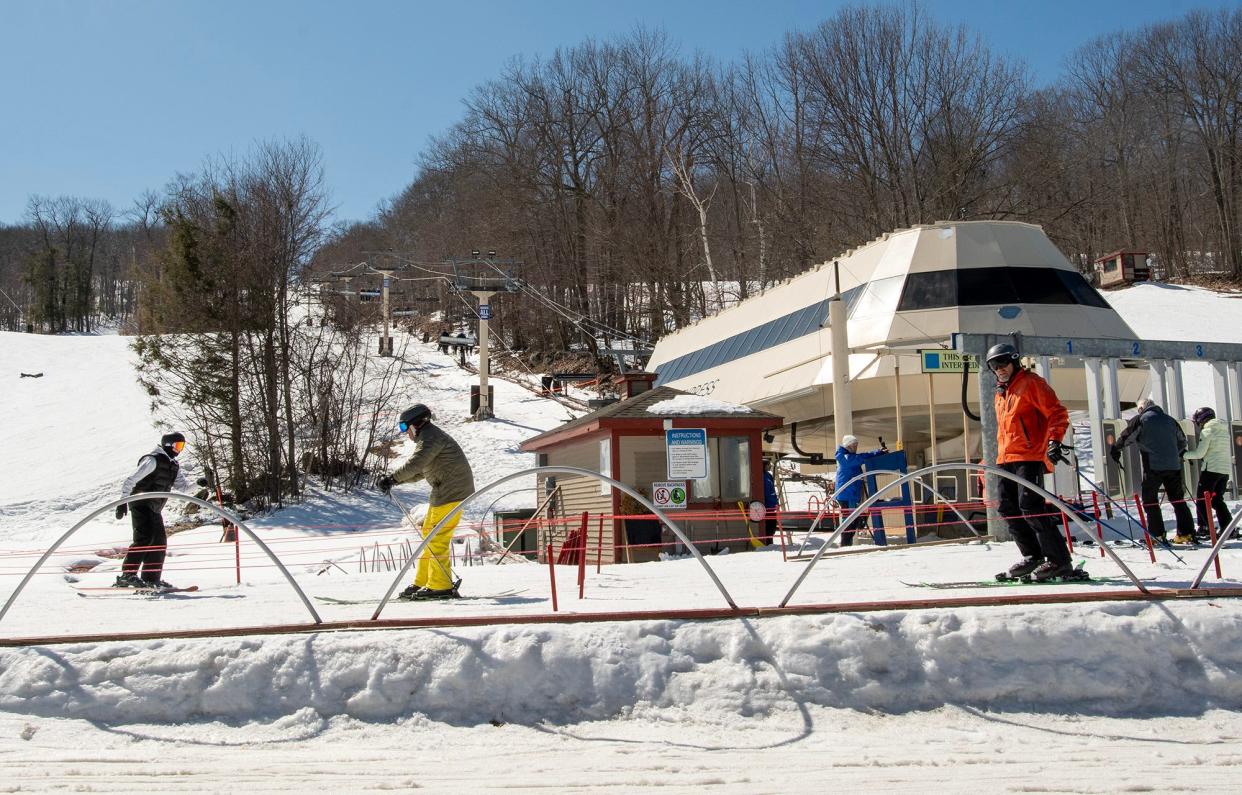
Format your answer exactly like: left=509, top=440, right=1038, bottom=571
left=116, top=432, right=193, bottom=589
left=1111, top=399, right=1193, bottom=542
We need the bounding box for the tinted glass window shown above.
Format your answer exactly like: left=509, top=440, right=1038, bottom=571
left=1011, top=268, right=1074, bottom=304
left=897, top=270, right=956, bottom=311
left=959, top=268, right=1019, bottom=304
left=898, top=267, right=1110, bottom=311
left=1055, top=270, right=1110, bottom=308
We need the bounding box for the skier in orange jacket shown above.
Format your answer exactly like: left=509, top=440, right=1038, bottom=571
left=988, top=343, right=1073, bottom=582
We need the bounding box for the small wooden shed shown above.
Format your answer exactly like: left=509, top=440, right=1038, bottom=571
left=1093, top=250, right=1150, bottom=289
left=519, top=386, right=783, bottom=564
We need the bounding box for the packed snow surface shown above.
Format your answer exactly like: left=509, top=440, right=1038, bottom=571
left=3, top=282, right=1242, bottom=792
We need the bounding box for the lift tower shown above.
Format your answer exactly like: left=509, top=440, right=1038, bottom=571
left=448, top=252, right=521, bottom=419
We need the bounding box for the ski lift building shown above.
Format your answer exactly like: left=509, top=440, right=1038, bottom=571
left=645, top=220, right=1148, bottom=476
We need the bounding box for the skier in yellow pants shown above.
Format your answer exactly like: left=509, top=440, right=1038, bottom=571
left=415, top=500, right=463, bottom=592
left=377, top=403, right=476, bottom=600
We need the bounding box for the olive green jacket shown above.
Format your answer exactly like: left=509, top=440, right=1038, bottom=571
left=392, top=422, right=475, bottom=504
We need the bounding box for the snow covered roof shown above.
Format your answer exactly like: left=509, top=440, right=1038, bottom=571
left=520, top=386, right=780, bottom=452
left=645, top=394, right=754, bottom=415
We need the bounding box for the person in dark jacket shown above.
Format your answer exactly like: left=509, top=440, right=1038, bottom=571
left=987, top=343, right=1073, bottom=582
left=1111, top=398, right=1193, bottom=542
left=378, top=404, right=475, bottom=600
left=116, top=432, right=193, bottom=589
left=833, top=435, right=887, bottom=546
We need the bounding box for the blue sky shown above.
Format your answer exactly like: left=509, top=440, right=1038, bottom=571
left=0, top=0, right=1216, bottom=228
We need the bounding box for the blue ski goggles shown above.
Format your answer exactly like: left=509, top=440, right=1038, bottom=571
left=399, top=421, right=411, bottom=433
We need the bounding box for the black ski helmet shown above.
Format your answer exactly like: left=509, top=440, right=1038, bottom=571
left=161, top=431, right=186, bottom=456
left=985, top=342, right=1020, bottom=367
left=399, top=404, right=433, bottom=432
left=1192, top=406, right=1216, bottom=426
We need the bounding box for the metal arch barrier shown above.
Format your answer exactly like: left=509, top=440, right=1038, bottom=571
left=780, top=462, right=1152, bottom=608
left=792, top=469, right=982, bottom=558
left=372, top=466, right=739, bottom=620
left=1191, top=512, right=1242, bottom=589
left=476, top=486, right=538, bottom=551
left=0, top=492, right=323, bottom=629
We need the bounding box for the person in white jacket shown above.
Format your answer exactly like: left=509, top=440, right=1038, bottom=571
left=1183, top=407, right=1234, bottom=541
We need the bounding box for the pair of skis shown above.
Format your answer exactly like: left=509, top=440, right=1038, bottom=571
left=74, top=585, right=200, bottom=598
left=313, top=587, right=528, bottom=606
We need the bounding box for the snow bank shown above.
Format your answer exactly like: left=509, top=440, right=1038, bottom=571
left=4, top=602, right=1241, bottom=728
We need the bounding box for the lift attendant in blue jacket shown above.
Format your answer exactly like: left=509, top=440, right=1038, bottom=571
left=833, top=435, right=887, bottom=546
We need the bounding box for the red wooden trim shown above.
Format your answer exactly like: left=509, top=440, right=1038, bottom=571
left=522, top=416, right=781, bottom=452
left=6, top=588, right=1242, bottom=648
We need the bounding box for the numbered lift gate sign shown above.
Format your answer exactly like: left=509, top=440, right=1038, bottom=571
left=652, top=482, right=688, bottom=510
left=665, top=428, right=708, bottom=480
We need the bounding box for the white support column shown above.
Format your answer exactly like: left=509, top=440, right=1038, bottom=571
left=1148, top=359, right=1169, bottom=408
left=893, top=354, right=903, bottom=450
left=1168, top=360, right=1187, bottom=418
left=1210, top=361, right=1231, bottom=422
left=1101, top=358, right=1121, bottom=417
left=829, top=265, right=853, bottom=444
left=1228, top=362, right=1242, bottom=424
left=1084, top=358, right=1107, bottom=484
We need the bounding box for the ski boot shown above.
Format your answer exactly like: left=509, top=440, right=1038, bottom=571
left=114, top=573, right=146, bottom=588
left=997, top=556, right=1044, bottom=582
left=396, top=584, right=424, bottom=601
left=1173, top=534, right=1197, bottom=546
left=409, top=578, right=463, bottom=601
left=1031, top=560, right=1087, bottom=583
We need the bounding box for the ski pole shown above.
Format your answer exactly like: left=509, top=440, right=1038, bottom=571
left=1091, top=491, right=1105, bottom=557
left=1061, top=444, right=1142, bottom=543
left=1133, top=492, right=1158, bottom=563
left=387, top=490, right=458, bottom=586
left=1062, top=445, right=1185, bottom=561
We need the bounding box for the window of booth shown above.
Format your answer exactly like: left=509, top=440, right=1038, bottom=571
left=690, top=436, right=751, bottom=501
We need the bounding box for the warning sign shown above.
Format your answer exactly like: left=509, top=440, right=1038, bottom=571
left=651, top=481, right=688, bottom=510
left=665, top=428, right=708, bottom=480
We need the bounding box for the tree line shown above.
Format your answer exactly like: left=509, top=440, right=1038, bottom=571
left=314, top=4, right=1242, bottom=361
left=0, top=3, right=1238, bottom=505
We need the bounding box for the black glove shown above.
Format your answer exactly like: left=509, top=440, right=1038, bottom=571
left=377, top=475, right=394, bottom=495
left=1109, top=445, right=1122, bottom=463
left=196, top=477, right=209, bottom=487
left=1046, top=440, right=1065, bottom=464
left=115, top=504, right=128, bottom=520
